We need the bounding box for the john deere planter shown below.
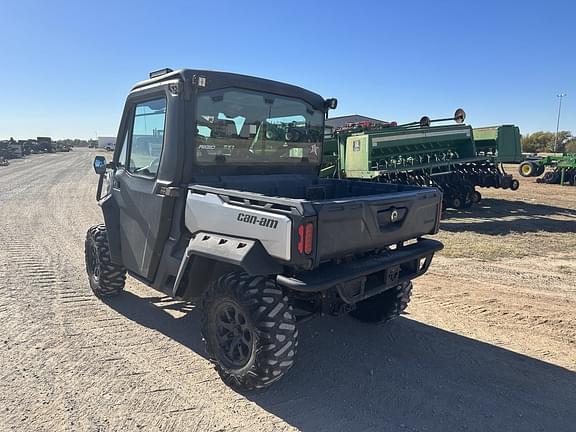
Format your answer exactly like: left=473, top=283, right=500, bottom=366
left=322, top=111, right=521, bottom=210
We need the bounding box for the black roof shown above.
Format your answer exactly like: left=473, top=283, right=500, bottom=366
left=132, top=69, right=327, bottom=110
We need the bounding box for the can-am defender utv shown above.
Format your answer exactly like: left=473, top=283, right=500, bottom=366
left=85, top=68, right=443, bottom=389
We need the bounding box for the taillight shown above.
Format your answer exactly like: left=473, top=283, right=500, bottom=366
left=297, top=225, right=305, bottom=254
left=304, top=223, right=313, bottom=255
left=297, top=222, right=314, bottom=255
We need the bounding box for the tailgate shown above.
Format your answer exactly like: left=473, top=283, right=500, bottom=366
left=313, top=188, right=441, bottom=261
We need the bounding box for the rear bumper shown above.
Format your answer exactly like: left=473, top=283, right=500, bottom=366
left=276, top=239, right=443, bottom=293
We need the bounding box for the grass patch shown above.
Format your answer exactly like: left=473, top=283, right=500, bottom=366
left=437, top=230, right=576, bottom=261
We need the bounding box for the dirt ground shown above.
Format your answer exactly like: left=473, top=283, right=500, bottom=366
left=0, top=151, right=575, bottom=432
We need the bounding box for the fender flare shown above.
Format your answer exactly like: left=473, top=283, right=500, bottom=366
left=172, top=232, right=283, bottom=297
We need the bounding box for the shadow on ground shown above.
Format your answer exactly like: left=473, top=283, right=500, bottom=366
left=105, top=291, right=576, bottom=432
left=442, top=198, right=576, bottom=235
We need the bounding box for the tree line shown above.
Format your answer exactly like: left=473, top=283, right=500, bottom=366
left=54, top=139, right=98, bottom=147
left=521, top=131, right=576, bottom=153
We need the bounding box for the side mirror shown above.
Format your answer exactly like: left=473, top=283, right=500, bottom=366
left=325, top=98, right=338, bottom=110
left=93, top=156, right=107, bottom=175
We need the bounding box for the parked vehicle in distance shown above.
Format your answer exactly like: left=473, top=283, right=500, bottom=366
left=85, top=68, right=443, bottom=389
left=37, top=137, right=55, bottom=153
left=0, top=138, right=24, bottom=159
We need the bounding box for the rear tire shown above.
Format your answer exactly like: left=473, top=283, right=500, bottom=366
left=85, top=224, right=126, bottom=297
left=201, top=272, right=298, bottom=390
left=349, top=282, right=412, bottom=324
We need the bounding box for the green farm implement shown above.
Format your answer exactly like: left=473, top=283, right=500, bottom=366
left=473, top=125, right=523, bottom=163
left=322, top=111, right=521, bottom=210
left=519, top=154, right=576, bottom=186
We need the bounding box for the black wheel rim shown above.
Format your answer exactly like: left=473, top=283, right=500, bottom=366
left=88, top=244, right=100, bottom=282
left=214, top=301, right=253, bottom=369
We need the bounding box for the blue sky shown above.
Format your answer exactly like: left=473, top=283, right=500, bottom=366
left=1, top=0, right=574, bottom=139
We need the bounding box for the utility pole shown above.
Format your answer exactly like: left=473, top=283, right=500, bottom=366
left=555, top=93, right=566, bottom=153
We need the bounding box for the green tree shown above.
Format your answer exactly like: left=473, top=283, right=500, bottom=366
left=521, top=131, right=572, bottom=153
left=565, top=138, right=576, bottom=154
left=54, top=138, right=95, bottom=148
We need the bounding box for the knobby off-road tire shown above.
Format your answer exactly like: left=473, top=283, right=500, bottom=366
left=349, top=281, right=413, bottom=324
left=201, top=272, right=298, bottom=390
left=85, top=224, right=126, bottom=297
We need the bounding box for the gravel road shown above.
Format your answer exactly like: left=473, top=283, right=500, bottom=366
left=1, top=149, right=575, bottom=432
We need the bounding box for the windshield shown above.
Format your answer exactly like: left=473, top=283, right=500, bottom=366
left=196, top=88, right=324, bottom=164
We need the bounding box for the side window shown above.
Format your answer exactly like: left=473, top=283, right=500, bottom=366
left=128, top=97, right=167, bottom=177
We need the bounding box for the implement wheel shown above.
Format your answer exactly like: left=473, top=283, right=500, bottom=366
left=519, top=161, right=535, bottom=177
left=471, top=190, right=482, bottom=204
left=202, top=272, right=298, bottom=390
left=451, top=196, right=465, bottom=209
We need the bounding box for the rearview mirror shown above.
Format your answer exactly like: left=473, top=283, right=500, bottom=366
left=93, top=156, right=107, bottom=175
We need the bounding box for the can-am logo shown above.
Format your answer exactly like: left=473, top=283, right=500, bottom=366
left=237, top=213, right=278, bottom=229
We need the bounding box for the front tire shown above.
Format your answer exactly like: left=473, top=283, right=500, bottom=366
left=201, top=272, right=298, bottom=390
left=85, top=224, right=126, bottom=297
left=349, top=282, right=412, bottom=323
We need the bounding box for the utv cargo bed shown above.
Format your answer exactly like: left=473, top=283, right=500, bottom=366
left=188, top=175, right=442, bottom=265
